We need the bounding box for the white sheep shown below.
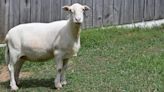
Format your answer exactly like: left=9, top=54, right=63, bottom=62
left=5, top=3, right=90, bottom=91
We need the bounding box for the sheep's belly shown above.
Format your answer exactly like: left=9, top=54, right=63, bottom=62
left=22, top=49, right=54, bottom=61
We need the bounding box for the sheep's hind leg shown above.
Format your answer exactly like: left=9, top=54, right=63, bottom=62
left=61, top=59, right=69, bottom=86
left=8, top=62, right=19, bottom=91
left=14, top=59, right=25, bottom=85
left=7, top=49, right=21, bottom=91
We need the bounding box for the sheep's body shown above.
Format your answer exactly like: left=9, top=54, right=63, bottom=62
left=5, top=3, right=89, bottom=91
left=6, top=20, right=80, bottom=61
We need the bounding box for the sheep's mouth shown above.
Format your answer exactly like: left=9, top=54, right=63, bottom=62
left=75, top=22, right=82, bottom=25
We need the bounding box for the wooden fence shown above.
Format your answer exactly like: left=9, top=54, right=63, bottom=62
left=0, top=0, right=164, bottom=42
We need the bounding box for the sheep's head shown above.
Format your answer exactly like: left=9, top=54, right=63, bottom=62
left=63, top=3, right=90, bottom=24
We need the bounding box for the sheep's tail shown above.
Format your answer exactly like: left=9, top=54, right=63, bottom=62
left=5, top=35, right=10, bottom=64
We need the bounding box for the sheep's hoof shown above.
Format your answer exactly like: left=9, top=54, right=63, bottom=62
left=11, top=86, right=19, bottom=92
left=55, top=82, right=62, bottom=90
left=61, top=80, right=67, bottom=86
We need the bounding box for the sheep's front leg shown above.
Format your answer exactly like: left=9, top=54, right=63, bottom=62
left=55, top=55, right=63, bottom=89
left=61, top=59, right=69, bottom=86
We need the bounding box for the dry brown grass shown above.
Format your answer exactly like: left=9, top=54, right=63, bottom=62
left=0, top=65, right=32, bottom=82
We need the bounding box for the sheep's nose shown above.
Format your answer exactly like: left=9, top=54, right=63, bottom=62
left=75, top=17, right=81, bottom=22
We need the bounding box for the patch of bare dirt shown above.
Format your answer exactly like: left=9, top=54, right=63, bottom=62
left=0, top=65, right=32, bottom=82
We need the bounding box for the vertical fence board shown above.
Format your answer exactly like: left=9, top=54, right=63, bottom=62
left=93, top=0, right=103, bottom=27
left=5, top=0, right=10, bottom=33
left=159, top=0, right=164, bottom=18
left=122, top=0, right=133, bottom=24
left=20, top=0, right=31, bottom=24
left=144, top=0, right=155, bottom=21
left=0, top=0, right=6, bottom=42
left=51, top=0, right=61, bottom=21
left=103, top=0, right=113, bottom=26
left=71, top=0, right=83, bottom=4
left=133, top=0, right=144, bottom=22
left=9, top=0, right=20, bottom=29
left=154, top=0, right=160, bottom=20
left=120, top=0, right=133, bottom=24
left=84, top=0, right=93, bottom=28
left=120, top=0, right=125, bottom=24
left=113, top=0, right=122, bottom=25
left=41, top=0, right=51, bottom=22
left=9, top=0, right=14, bottom=29
left=0, top=0, right=5, bottom=32
left=31, top=0, right=41, bottom=22
left=61, top=0, right=71, bottom=20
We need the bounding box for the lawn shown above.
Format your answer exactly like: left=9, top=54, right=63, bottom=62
left=0, top=26, right=164, bottom=92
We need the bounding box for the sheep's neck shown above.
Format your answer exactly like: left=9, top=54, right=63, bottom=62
left=68, top=20, right=81, bottom=40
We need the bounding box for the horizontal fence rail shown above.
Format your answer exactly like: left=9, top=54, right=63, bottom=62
left=0, top=0, right=164, bottom=42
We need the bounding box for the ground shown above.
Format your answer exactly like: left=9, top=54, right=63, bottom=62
left=0, top=65, right=32, bottom=82
left=0, top=26, right=164, bottom=92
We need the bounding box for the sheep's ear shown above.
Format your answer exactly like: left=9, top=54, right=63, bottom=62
left=83, top=5, right=90, bottom=11
left=62, top=6, right=71, bottom=11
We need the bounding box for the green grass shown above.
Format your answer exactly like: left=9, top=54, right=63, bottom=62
left=0, top=26, right=164, bottom=92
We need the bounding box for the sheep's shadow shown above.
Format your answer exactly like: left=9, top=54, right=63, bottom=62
left=0, top=78, right=56, bottom=90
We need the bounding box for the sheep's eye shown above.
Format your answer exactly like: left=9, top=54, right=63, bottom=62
left=82, top=9, right=85, bottom=13
left=70, top=9, right=74, bottom=13
left=82, top=8, right=85, bottom=12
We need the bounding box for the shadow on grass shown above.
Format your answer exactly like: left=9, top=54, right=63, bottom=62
left=0, top=80, right=10, bottom=89
left=0, top=78, right=56, bottom=90
left=20, top=78, right=55, bottom=89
